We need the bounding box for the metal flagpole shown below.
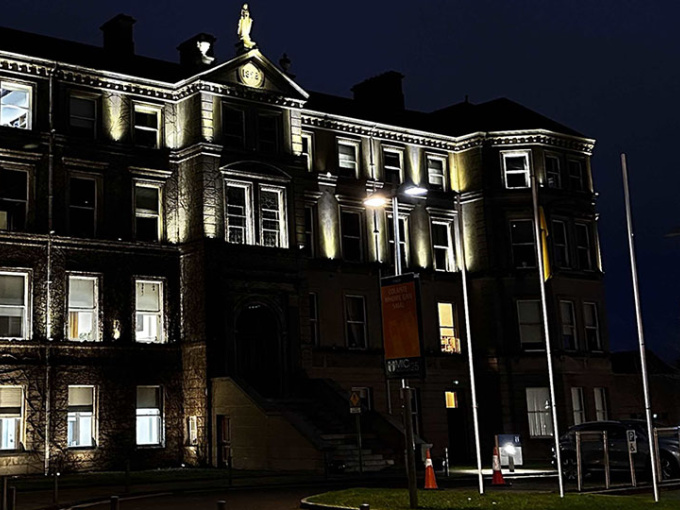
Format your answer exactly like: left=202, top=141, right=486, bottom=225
left=530, top=168, right=564, bottom=497
left=621, top=153, right=659, bottom=502
left=455, top=195, right=484, bottom=495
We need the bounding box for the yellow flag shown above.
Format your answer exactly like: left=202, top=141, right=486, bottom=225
left=539, top=207, right=551, bottom=281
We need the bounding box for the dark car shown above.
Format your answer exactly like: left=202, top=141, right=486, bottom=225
left=559, top=420, right=680, bottom=481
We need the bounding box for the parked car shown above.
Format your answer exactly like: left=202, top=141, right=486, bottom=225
left=559, top=420, right=680, bottom=481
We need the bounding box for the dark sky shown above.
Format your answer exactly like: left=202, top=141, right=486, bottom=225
left=5, top=1, right=680, bottom=361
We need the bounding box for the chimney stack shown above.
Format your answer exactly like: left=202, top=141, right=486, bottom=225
left=351, top=71, right=405, bottom=112
left=178, top=33, right=217, bottom=72
left=100, top=14, right=136, bottom=57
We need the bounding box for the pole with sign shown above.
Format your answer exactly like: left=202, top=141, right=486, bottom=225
left=350, top=391, right=363, bottom=473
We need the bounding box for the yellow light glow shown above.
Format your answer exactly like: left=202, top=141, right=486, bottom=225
left=318, top=193, right=339, bottom=259
left=445, top=391, right=458, bottom=409
left=102, top=92, right=127, bottom=142
left=364, top=195, right=387, bottom=207
left=407, top=147, right=422, bottom=186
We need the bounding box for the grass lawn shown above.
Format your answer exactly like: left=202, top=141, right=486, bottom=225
left=306, top=488, right=675, bottom=509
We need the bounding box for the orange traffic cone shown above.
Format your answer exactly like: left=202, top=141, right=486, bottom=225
left=491, top=446, right=507, bottom=485
left=424, top=448, right=438, bottom=489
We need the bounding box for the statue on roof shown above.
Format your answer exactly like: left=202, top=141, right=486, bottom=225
left=237, top=4, right=256, bottom=50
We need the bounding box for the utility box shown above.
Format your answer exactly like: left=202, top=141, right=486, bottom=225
left=498, top=434, right=523, bottom=466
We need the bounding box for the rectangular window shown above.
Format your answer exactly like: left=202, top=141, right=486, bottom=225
left=257, top=112, right=280, bottom=153
left=526, top=387, right=553, bottom=438
left=560, top=300, right=577, bottom=351
left=338, top=140, right=359, bottom=178
left=309, top=292, right=319, bottom=346
left=387, top=214, right=408, bottom=270
left=223, top=105, right=245, bottom=149
left=67, top=275, right=98, bottom=342
left=427, top=155, right=447, bottom=191
left=575, top=223, right=593, bottom=270
left=545, top=155, right=561, bottom=189
left=445, top=391, right=459, bottom=409
left=259, top=186, right=286, bottom=248
left=69, top=176, right=97, bottom=238
left=571, top=387, right=585, bottom=425
left=594, top=387, right=608, bottom=421
left=0, top=272, right=28, bottom=340
left=583, top=302, right=601, bottom=351
left=0, top=387, right=22, bottom=450
left=341, top=210, right=363, bottom=262
left=382, top=148, right=403, bottom=185
left=510, top=220, right=536, bottom=268
left=552, top=220, right=569, bottom=268
left=67, top=386, right=95, bottom=448
left=69, top=95, right=96, bottom=138
left=345, top=295, right=367, bottom=349
left=0, top=82, right=31, bottom=130
left=136, top=386, right=163, bottom=446
left=301, top=132, right=313, bottom=171
left=431, top=220, right=455, bottom=272
left=0, top=168, right=28, bottom=232
left=438, top=302, right=460, bottom=354
left=568, top=160, right=585, bottom=191
left=135, top=280, right=163, bottom=343
left=517, top=300, right=543, bottom=350
left=502, top=151, right=530, bottom=189
left=187, top=416, right=198, bottom=445
left=134, top=105, right=161, bottom=148
left=225, top=182, right=252, bottom=245
left=135, top=184, right=161, bottom=242
left=302, top=205, right=315, bottom=257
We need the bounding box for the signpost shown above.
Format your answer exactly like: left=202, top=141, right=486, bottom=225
left=627, top=429, right=637, bottom=487
left=350, top=391, right=363, bottom=473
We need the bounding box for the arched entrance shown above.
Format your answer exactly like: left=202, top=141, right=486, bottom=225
left=234, top=302, right=283, bottom=398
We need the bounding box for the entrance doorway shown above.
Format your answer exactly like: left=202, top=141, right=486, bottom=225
left=446, top=390, right=472, bottom=465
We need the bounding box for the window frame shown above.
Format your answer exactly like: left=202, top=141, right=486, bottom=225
left=134, top=278, right=165, bottom=344
left=594, top=387, right=608, bottom=421
left=387, top=212, right=409, bottom=271
left=559, top=300, right=577, bottom=351
left=0, top=386, right=23, bottom=451
left=256, top=110, right=282, bottom=154
left=571, top=387, right=585, bottom=425
left=301, top=132, right=314, bottom=171
left=224, top=180, right=254, bottom=245
left=575, top=222, right=593, bottom=271
left=0, top=167, right=29, bottom=232
left=133, top=103, right=162, bottom=149
left=526, top=387, right=553, bottom=438
left=545, top=154, right=561, bottom=189
left=510, top=219, right=536, bottom=268
left=0, top=270, right=30, bottom=341
left=431, top=218, right=456, bottom=272
left=258, top=184, right=287, bottom=248
left=67, top=385, right=96, bottom=448
left=501, top=150, right=531, bottom=189
left=427, top=154, right=447, bottom=191
left=0, top=81, right=32, bottom=130
left=302, top=204, right=316, bottom=257
left=568, top=159, right=585, bottom=191
left=344, top=294, right=367, bottom=350
left=222, top=104, right=246, bottom=149
left=583, top=301, right=602, bottom=351
left=69, top=93, right=98, bottom=139
left=134, top=181, right=163, bottom=243
left=136, top=385, right=164, bottom=447
left=340, top=209, right=364, bottom=262
left=551, top=219, right=570, bottom=268
left=309, top=292, right=319, bottom=346
left=438, top=301, right=460, bottom=354
left=382, top=146, right=404, bottom=185
left=67, top=173, right=99, bottom=238
left=66, top=273, right=100, bottom=342
left=337, top=139, right=361, bottom=179
left=517, top=299, right=544, bottom=350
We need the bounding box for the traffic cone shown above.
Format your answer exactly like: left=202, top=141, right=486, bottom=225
left=424, top=448, right=438, bottom=489
left=491, top=446, right=507, bottom=485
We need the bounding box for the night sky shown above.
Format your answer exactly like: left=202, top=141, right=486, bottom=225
left=5, top=1, right=680, bottom=362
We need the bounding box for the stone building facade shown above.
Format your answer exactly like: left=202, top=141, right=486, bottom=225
left=0, top=12, right=613, bottom=474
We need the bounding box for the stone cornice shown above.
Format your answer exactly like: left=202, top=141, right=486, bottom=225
left=487, top=130, right=595, bottom=155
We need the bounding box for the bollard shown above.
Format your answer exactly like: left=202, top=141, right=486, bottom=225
left=110, top=495, right=120, bottom=510
left=508, top=455, right=515, bottom=473
left=52, top=473, right=59, bottom=504
left=217, top=500, right=227, bottom=510
left=359, top=504, right=370, bottom=510
left=7, top=487, right=14, bottom=510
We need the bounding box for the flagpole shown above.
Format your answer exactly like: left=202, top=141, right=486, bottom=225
left=621, top=153, right=659, bottom=502
left=455, top=195, right=484, bottom=495
left=530, top=168, right=564, bottom=497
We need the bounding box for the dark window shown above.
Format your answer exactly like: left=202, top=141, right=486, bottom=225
left=135, top=185, right=160, bottom=242
left=432, top=220, right=455, bottom=271
left=341, top=211, right=363, bottom=262
left=0, top=168, right=27, bottom=231
left=69, top=96, right=96, bottom=138
left=568, top=161, right=585, bottom=191
left=257, top=113, right=280, bottom=153
left=338, top=141, right=359, bottom=178
left=387, top=215, right=407, bottom=271
left=517, top=300, right=544, bottom=350
left=302, top=205, right=315, bottom=257
left=546, top=155, right=561, bottom=188
left=510, top=220, right=536, bottom=268
left=309, top=293, right=319, bottom=346
left=560, top=300, right=577, bottom=350
left=69, top=177, right=96, bottom=237
left=552, top=220, right=569, bottom=268
left=133, top=106, right=160, bottom=148
left=383, top=149, right=402, bottom=185
left=223, top=106, right=245, bottom=149
left=345, top=295, right=367, bottom=349
left=584, top=302, right=601, bottom=351
left=575, top=223, right=593, bottom=270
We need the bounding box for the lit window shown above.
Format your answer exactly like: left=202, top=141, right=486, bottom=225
left=257, top=112, right=280, bottom=153
left=67, top=386, right=95, bottom=448
left=584, top=302, right=601, bottom=351
left=445, top=391, right=458, bottom=409
left=259, top=186, right=287, bottom=248
left=69, top=176, right=97, bottom=238
left=225, top=181, right=253, bottom=245
left=571, top=387, right=585, bottom=425
left=301, top=132, right=313, bottom=171
left=0, top=272, right=28, bottom=340
left=309, top=293, right=319, bottom=346
left=382, top=148, right=403, bottom=185
left=223, top=105, right=245, bottom=149
left=427, top=155, right=447, bottom=191
left=69, top=95, right=96, bottom=138
left=302, top=205, right=315, bottom=257
left=517, top=300, right=543, bottom=350
left=545, top=155, right=561, bottom=189
left=341, top=210, right=363, bottom=262
left=135, top=280, right=163, bottom=343
left=135, top=184, right=161, bottom=242
left=387, top=214, right=408, bottom=271
left=133, top=105, right=161, bottom=148
left=136, top=386, right=163, bottom=446
left=67, top=275, right=98, bottom=342
left=594, top=387, right=608, bottom=421
left=187, top=416, right=198, bottom=445
left=0, top=82, right=31, bottom=130
left=552, top=220, right=569, bottom=268
left=438, top=302, right=460, bottom=354
left=575, top=223, right=592, bottom=270
left=560, top=300, right=577, bottom=351
left=0, top=387, right=22, bottom=450
left=338, top=140, right=359, bottom=178
left=568, top=160, right=585, bottom=191
left=345, top=295, right=367, bottom=349
left=431, top=220, right=455, bottom=272
left=526, top=387, right=552, bottom=437
left=0, top=168, right=28, bottom=232
left=510, top=220, right=536, bottom=268
left=502, top=151, right=530, bottom=189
